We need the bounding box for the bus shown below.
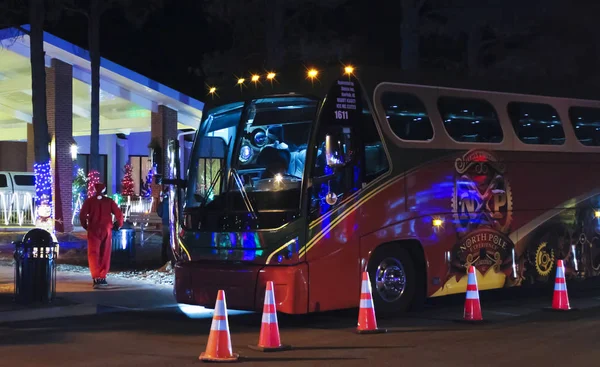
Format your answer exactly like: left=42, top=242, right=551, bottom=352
left=163, top=66, right=600, bottom=315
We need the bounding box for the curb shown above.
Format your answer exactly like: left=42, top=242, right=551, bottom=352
left=0, top=303, right=183, bottom=324
left=0, top=303, right=98, bottom=324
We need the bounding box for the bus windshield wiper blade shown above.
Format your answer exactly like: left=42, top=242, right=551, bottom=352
left=200, top=167, right=224, bottom=208
left=230, top=168, right=258, bottom=220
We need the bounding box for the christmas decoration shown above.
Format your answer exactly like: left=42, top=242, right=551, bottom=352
left=112, top=193, right=122, bottom=206
left=121, top=163, right=135, bottom=196
left=140, top=166, right=154, bottom=198
left=72, top=168, right=87, bottom=205
left=87, top=170, right=100, bottom=198
left=34, top=161, right=54, bottom=231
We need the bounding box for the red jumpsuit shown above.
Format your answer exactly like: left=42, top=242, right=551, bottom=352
left=79, top=183, right=124, bottom=280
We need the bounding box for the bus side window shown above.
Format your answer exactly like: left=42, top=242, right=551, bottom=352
left=361, top=97, right=389, bottom=184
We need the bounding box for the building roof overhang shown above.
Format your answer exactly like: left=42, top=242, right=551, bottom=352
left=0, top=25, right=204, bottom=141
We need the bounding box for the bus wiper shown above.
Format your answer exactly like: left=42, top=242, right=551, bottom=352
left=199, top=167, right=224, bottom=208
left=230, top=168, right=258, bottom=220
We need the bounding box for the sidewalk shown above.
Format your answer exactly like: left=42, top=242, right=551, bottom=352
left=0, top=262, right=178, bottom=324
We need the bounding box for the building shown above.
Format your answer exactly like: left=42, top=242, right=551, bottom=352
left=0, top=26, right=203, bottom=232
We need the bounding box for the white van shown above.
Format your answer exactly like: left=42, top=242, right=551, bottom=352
left=0, top=172, right=36, bottom=194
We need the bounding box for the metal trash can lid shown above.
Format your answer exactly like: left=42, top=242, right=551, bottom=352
left=22, top=228, right=58, bottom=247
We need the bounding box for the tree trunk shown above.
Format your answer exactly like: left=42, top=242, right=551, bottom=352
left=88, top=0, right=101, bottom=173
left=29, top=0, right=50, bottom=166
left=265, top=0, right=285, bottom=69
left=467, top=25, right=482, bottom=76
left=400, top=3, right=420, bottom=72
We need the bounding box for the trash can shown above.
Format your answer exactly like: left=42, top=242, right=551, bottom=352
left=13, top=228, right=58, bottom=304
left=111, top=221, right=136, bottom=266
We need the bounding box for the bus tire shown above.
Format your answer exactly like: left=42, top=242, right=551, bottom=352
left=367, top=246, right=416, bottom=316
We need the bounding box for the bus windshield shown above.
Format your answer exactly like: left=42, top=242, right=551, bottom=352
left=186, top=96, right=318, bottom=226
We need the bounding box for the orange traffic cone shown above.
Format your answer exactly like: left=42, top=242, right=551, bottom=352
left=461, top=265, right=483, bottom=323
left=199, top=290, right=239, bottom=363
left=249, top=281, right=291, bottom=352
left=551, top=259, right=571, bottom=311
left=356, top=272, right=387, bottom=334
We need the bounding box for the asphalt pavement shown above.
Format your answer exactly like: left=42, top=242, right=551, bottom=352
left=2, top=279, right=600, bottom=366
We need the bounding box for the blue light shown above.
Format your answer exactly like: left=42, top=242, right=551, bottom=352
left=34, top=161, right=52, bottom=207
left=239, top=145, right=252, bottom=163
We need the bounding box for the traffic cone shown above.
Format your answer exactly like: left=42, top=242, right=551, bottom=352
left=199, top=290, right=239, bottom=363
left=551, top=259, right=571, bottom=311
left=356, top=272, right=387, bottom=334
left=249, top=281, right=291, bottom=352
left=462, top=265, right=483, bottom=322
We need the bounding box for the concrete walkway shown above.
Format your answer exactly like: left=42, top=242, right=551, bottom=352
left=0, top=264, right=178, bottom=324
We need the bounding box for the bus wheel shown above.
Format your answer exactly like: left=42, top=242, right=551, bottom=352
left=368, top=246, right=416, bottom=316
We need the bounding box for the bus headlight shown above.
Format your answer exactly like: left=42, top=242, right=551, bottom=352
left=266, top=237, right=299, bottom=265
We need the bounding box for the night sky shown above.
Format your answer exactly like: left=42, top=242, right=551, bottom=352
left=37, top=0, right=600, bottom=101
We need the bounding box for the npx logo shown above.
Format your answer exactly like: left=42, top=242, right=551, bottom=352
left=448, top=149, right=515, bottom=278
left=452, top=149, right=512, bottom=237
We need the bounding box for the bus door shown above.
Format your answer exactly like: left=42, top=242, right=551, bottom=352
left=303, top=77, right=365, bottom=311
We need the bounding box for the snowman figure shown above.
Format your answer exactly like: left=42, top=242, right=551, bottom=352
left=35, top=200, right=53, bottom=233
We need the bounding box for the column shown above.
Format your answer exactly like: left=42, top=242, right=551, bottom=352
left=116, top=134, right=129, bottom=192
left=26, top=124, right=34, bottom=172
left=150, top=105, right=177, bottom=200
left=47, top=59, right=73, bottom=233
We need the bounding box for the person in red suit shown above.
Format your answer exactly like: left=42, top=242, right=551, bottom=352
left=79, top=183, right=124, bottom=289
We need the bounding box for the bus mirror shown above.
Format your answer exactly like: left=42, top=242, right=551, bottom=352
left=325, top=127, right=353, bottom=169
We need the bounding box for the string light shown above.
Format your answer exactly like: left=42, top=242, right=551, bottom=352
left=307, top=68, right=319, bottom=79
left=34, top=161, right=52, bottom=207
left=266, top=72, right=276, bottom=80
left=87, top=170, right=100, bottom=198
left=344, top=65, right=355, bottom=75
left=251, top=74, right=260, bottom=85
left=34, top=161, right=53, bottom=231
left=141, top=165, right=155, bottom=198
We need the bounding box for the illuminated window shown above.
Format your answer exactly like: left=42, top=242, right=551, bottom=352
left=438, top=97, right=503, bottom=143
left=129, top=156, right=153, bottom=196
left=76, top=154, right=108, bottom=183
left=507, top=102, right=564, bottom=145
left=569, top=106, right=600, bottom=146
left=381, top=92, right=433, bottom=141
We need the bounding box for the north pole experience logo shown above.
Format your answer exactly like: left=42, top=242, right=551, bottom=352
left=452, top=149, right=512, bottom=237
left=449, top=149, right=515, bottom=278
left=449, top=228, right=514, bottom=276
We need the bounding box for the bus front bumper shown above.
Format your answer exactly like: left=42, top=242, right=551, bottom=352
left=174, top=261, right=309, bottom=314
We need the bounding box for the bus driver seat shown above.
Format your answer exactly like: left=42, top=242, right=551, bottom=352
left=287, top=148, right=307, bottom=178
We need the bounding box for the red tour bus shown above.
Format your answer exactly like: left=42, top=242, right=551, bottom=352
left=163, top=66, right=600, bottom=315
